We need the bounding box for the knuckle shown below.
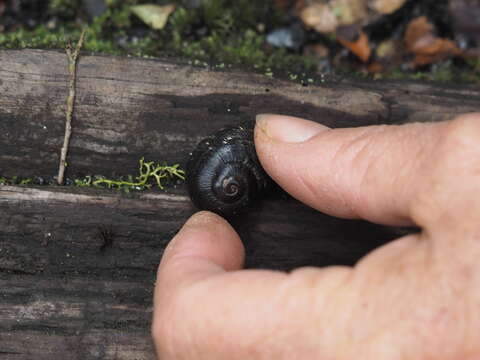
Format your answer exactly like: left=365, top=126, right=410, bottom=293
left=411, top=114, right=480, bottom=225
left=438, top=114, right=480, bottom=163
left=285, top=266, right=351, bottom=309
left=431, top=115, right=480, bottom=188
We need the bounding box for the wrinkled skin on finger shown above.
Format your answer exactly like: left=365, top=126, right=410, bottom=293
left=152, top=113, right=480, bottom=360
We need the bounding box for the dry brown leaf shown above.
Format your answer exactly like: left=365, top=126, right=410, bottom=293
left=131, top=4, right=176, bottom=30
left=335, top=0, right=368, bottom=25
left=369, top=0, right=407, bottom=14
left=412, top=40, right=461, bottom=66
left=299, top=0, right=367, bottom=34
left=338, top=30, right=371, bottom=62
left=300, top=3, right=338, bottom=33
left=405, top=16, right=434, bottom=52
left=405, top=16, right=461, bottom=67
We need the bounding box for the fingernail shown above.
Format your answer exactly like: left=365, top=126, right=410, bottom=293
left=256, top=114, right=329, bottom=143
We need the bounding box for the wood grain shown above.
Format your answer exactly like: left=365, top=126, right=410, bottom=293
left=1, top=49, right=479, bottom=179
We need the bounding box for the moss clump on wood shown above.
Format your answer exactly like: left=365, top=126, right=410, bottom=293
left=0, top=158, right=185, bottom=192
left=84, top=157, right=185, bottom=191
left=0, top=176, right=33, bottom=186
left=3, top=0, right=476, bottom=83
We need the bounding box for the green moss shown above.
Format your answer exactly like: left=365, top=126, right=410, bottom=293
left=165, top=0, right=317, bottom=73
left=0, top=158, right=185, bottom=192
left=0, top=0, right=316, bottom=76
left=0, top=176, right=34, bottom=186
left=0, top=26, right=64, bottom=49
left=2, top=0, right=479, bottom=83
left=382, top=60, right=479, bottom=83
left=49, top=0, right=78, bottom=19
left=88, top=157, right=185, bottom=191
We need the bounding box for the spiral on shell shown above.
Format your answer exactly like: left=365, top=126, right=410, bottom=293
left=186, top=124, right=270, bottom=217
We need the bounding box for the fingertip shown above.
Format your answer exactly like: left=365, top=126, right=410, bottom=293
left=153, top=212, right=244, bottom=357
left=181, top=210, right=226, bottom=230
left=254, top=115, right=435, bottom=226
left=160, top=211, right=245, bottom=273
left=255, top=114, right=329, bottom=144
left=254, top=114, right=330, bottom=198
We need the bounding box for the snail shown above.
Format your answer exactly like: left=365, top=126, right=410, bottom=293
left=186, top=123, right=271, bottom=217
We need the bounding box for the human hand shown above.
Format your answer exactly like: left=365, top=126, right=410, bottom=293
left=152, top=113, right=480, bottom=359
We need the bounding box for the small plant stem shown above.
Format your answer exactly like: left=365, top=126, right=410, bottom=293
left=57, top=28, right=86, bottom=185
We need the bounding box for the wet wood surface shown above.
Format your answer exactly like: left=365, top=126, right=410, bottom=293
left=0, top=49, right=479, bottom=359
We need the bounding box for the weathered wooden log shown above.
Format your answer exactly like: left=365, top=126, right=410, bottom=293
left=1, top=49, right=479, bottom=178
left=0, top=49, right=479, bottom=359
left=0, top=185, right=410, bottom=359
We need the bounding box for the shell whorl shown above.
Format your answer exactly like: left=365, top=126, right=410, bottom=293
left=186, top=125, right=270, bottom=217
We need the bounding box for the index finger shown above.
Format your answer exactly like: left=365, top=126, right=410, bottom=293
left=254, top=114, right=441, bottom=226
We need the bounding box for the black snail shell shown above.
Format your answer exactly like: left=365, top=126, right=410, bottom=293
left=186, top=124, right=271, bottom=217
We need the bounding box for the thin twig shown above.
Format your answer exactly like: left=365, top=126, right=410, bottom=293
left=57, top=28, right=86, bottom=185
